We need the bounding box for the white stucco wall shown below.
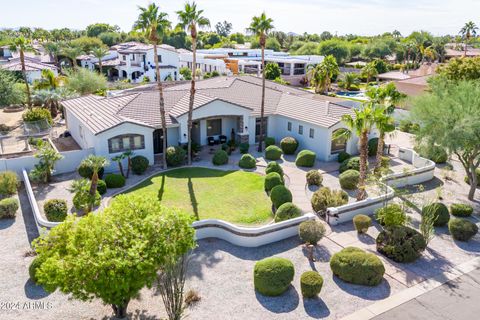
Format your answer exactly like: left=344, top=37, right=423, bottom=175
left=65, top=108, right=96, bottom=150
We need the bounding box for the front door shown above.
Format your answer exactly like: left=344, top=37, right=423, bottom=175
left=153, top=129, right=164, bottom=154
left=191, top=121, right=200, bottom=145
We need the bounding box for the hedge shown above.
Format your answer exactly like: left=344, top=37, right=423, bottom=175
left=270, top=185, right=292, bottom=209
left=280, top=137, right=299, bottom=155
left=0, top=171, right=18, bottom=196
left=422, top=203, right=450, bottom=227
left=97, top=179, right=107, bottom=195
left=306, top=170, right=322, bottom=186
left=300, top=271, right=323, bottom=298
left=212, top=150, right=229, bottom=165
left=78, top=162, right=104, bottom=180
left=339, top=157, right=360, bottom=173
left=265, top=145, right=283, bottom=160
left=166, top=146, right=186, bottom=166
left=339, top=169, right=360, bottom=190
left=131, top=155, right=149, bottom=174
left=450, top=203, right=474, bottom=217
left=43, top=199, right=68, bottom=222
left=299, top=220, right=326, bottom=245
left=337, top=151, right=351, bottom=163
left=376, top=225, right=427, bottom=263
left=105, top=174, right=126, bottom=188
left=330, top=247, right=385, bottom=286
left=265, top=137, right=276, bottom=147
left=275, top=203, right=302, bottom=222
left=73, top=190, right=101, bottom=212
left=353, top=214, right=371, bottom=233
left=295, top=150, right=316, bottom=167
left=416, top=144, right=448, bottom=164
left=264, top=172, right=284, bottom=192
left=368, top=138, right=379, bottom=156
left=0, top=198, right=19, bottom=219
left=449, top=218, right=478, bottom=242
left=265, top=161, right=284, bottom=176
left=254, top=257, right=295, bottom=296
left=311, top=187, right=348, bottom=214
left=238, top=154, right=256, bottom=169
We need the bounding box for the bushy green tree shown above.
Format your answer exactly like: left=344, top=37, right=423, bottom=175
left=265, top=62, right=281, bottom=80
left=437, top=57, right=480, bottom=81
left=65, top=68, right=107, bottom=95
left=0, top=69, right=22, bottom=106
left=318, top=39, right=350, bottom=64
left=86, top=23, right=119, bottom=37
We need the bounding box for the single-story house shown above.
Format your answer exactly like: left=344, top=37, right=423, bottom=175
left=62, top=76, right=364, bottom=171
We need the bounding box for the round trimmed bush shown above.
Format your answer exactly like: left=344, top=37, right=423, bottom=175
left=131, top=155, right=149, bottom=174
left=43, top=199, right=68, bottom=222
left=78, top=162, right=104, bottom=179
left=105, top=174, right=126, bottom=188
left=239, top=143, right=249, bottom=154
left=306, top=170, right=322, bottom=186
left=280, top=137, right=299, bottom=155
left=295, top=150, right=316, bottom=167
left=254, top=257, right=295, bottom=296
left=264, top=172, right=284, bottom=192
left=368, top=138, right=379, bottom=156
left=23, top=107, right=53, bottom=125
left=449, top=218, right=478, bottom=242
left=29, top=256, right=44, bottom=284
left=0, top=198, right=19, bottom=219
left=265, top=137, right=276, bottom=147
left=353, top=214, right=372, bottom=233
left=464, top=168, right=480, bottom=186
left=166, top=146, right=186, bottom=166
left=330, top=247, right=385, bottom=286
left=270, top=185, right=292, bottom=209
left=300, top=271, right=323, bottom=298
left=238, top=154, right=256, bottom=169
left=299, top=220, right=326, bottom=245
left=339, top=157, right=360, bottom=173
left=311, top=187, right=348, bottom=213
left=265, top=161, right=284, bottom=176
left=450, top=203, right=474, bottom=217
left=275, top=203, right=302, bottom=222
left=339, top=169, right=360, bottom=190
left=97, top=179, right=107, bottom=195
left=337, top=151, right=351, bottom=163
left=376, top=225, right=427, bottom=263
left=422, top=203, right=450, bottom=227
left=265, top=145, right=283, bottom=160
left=0, top=171, right=18, bottom=196
left=212, top=149, right=229, bottom=165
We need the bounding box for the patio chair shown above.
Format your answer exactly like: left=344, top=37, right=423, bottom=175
left=207, top=136, right=215, bottom=146
left=219, top=135, right=227, bottom=144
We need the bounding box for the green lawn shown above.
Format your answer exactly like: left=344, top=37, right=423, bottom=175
left=124, top=167, right=273, bottom=225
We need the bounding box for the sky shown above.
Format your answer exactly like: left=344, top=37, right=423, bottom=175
left=1, top=0, right=479, bottom=36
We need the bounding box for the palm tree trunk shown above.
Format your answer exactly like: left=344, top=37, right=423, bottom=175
left=99, top=60, right=103, bottom=75
left=118, top=161, right=124, bottom=177
left=375, top=132, right=385, bottom=171
left=257, top=39, right=266, bottom=153
left=88, top=171, right=98, bottom=212
left=187, top=36, right=197, bottom=166
left=153, top=44, right=168, bottom=170
left=357, top=131, right=368, bottom=201
left=464, top=38, right=468, bottom=57
left=20, top=51, right=32, bottom=107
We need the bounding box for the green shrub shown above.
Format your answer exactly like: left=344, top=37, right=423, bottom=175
left=353, top=214, right=371, bottom=233
left=275, top=203, right=302, bottom=222
left=399, top=119, right=420, bottom=133
left=0, top=198, right=19, bottom=219
left=368, top=138, right=379, bottom=156
left=311, top=187, right=348, bottom=213
left=22, top=107, right=53, bottom=125
left=280, top=137, right=299, bottom=155
left=77, top=162, right=104, bottom=179
left=299, top=220, right=326, bottom=245
left=295, top=150, right=316, bottom=167
left=238, top=142, right=249, bottom=154
left=43, top=199, right=68, bottom=222
left=212, top=149, right=229, bottom=165
left=72, top=190, right=101, bottom=212
left=29, top=256, right=44, bottom=284
left=265, top=161, right=284, bottom=176
left=254, top=257, right=295, bottom=296
left=265, top=145, right=283, bottom=160
left=166, top=146, right=186, bottom=166
left=264, top=172, right=284, bottom=192
left=375, top=204, right=407, bottom=227
left=339, top=169, right=360, bottom=190
left=105, top=174, right=126, bottom=188
left=450, top=203, right=474, bottom=217
left=221, top=143, right=229, bottom=152
left=416, top=144, right=448, bottom=164
left=306, top=170, right=322, bottom=186
left=300, top=271, right=323, bottom=298
left=97, top=180, right=107, bottom=195
left=339, top=156, right=360, bottom=173
left=265, top=137, right=276, bottom=147
left=238, top=154, right=256, bottom=169
left=330, top=247, right=385, bottom=286
left=380, top=156, right=390, bottom=168
left=0, top=171, right=18, bottom=196
left=464, top=168, right=480, bottom=186
left=449, top=218, right=478, bottom=242
left=131, top=155, right=149, bottom=174
left=270, top=185, right=292, bottom=209
left=337, top=151, right=351, bottom=163
left=376, top=225, right=427, bottom=262
left=422, top=203, right=450, bottom=227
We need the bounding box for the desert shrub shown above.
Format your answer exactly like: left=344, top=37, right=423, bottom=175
left=265, top=161, right=284, bottom=176
left=399, top=119, right=420, bottom=133
left=22, top=107, right=53, bottom=125
left=275, top=203, right=302, bottom=222
left=300, top=271, right=323, bottom=298
left=238, top=154, right=256, bottom=169
left=339, top=156, right=360, bottom=173
left=380, top=156, right=390, bottom=168
left=353, top=214, right=372, bottom=233
left=0, top=198, right=19, bottom=219
left=105, top=174, right=126, bottom=188
left=337, top=151, right=351, bottom=163
left=97, top=180, right=107, bottom=195
left=77, top=162, right=104, bottom=179
left=166, top=146, right=186, bottom=166
left=306, top=170, right=322, bottom=186
left=422, top=203, right=450, bottom=227
left=339, top=169, right=360, bottom=190
left=311, top=187, right=348, bottom=213
left=416, top=144, right=448, bottom=164
left=375, top=204, right=407, bottom=227
left=299, top=220, right=326, bottom=245
left=330, top=247, right=385, bottom=286
left=295, top=150, right=316, bottom=167
left=265, top=137, right=276, bottom=147
left=376, top=225, right=427, bottom=262
left=450, top=203, right=474, bottom=217
left=72, top=190, right=100, bottom=212
left=448, top=218, right=479, bottom=242
left=0, top=171, right=18, bottom=196
left=280, top=137, right=299, bottom=154
left=131, top=155, right=149, bottom=174
left=43, top=199, right=68, bottom=222
left=239, top=143, right=249, bottom=154
left=265, top=145, right=283, bottom=160
left=368, top=138, right=379, bottom=156
left=65, top=67, right=107, bottom=95
left=212, top=149, right=229, bottom=165
left=270, top=185, right=292, bottom=209
left=29, top=256, right=44, bottom=284
left=221, top=143, right=229, bottom=152
left=254, top=257, right=295, bottom=296
left=264, top=172, right=284, bottom=192
left=464, top=168, right=480, bottom=186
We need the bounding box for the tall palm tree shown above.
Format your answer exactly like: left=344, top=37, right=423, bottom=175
left=91, top=46, right=110, bottom=75
left=177, top=2, right=210, bottom=165
left=134, top=3, right=171, bottom=170
left=9, top=37, right=36, bottom=107
left=247, top=12, right=274, bottom=152
left=83, top=155, right=109, bottom=213
left=460, top=21, right=478, bottom=56
left=320, top=55, right=339, bottom=92
left=61, top=45, right=83, bottom=68
left=361, top=63, right=378, bottom=84
left=373, top=108, right=395, bottom=172
left=306, top=64, right=328, bottom=94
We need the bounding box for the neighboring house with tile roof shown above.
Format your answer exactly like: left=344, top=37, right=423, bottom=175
left=0, top=56, right=58, bottom=83
left=62, top=75, right=364, bottom=170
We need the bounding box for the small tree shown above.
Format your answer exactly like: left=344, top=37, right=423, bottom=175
left=31, top=140, right=63, bottom=183
left=81, top=155, right=109, bottom=212
left=111, top=154, right=126, bottom=177
left=264, top=62, right=281, bottom=80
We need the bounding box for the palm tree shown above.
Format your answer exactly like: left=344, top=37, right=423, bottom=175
left=320, top=55, right=339, bottom=92
left=91, top=46, right=110, bottom=75
left=111, top=154, right=126, bottom=177
left=82, top=155, right=109, bottom=212
left=32, top=89, right=62, bottom=117
left=134, top=3, right=171, bottom=170
left=9, top=37, right=36, bottom=107
left=361, top=63, right=378, bottom=84
left=373, top=108, right=395, bottom=172
left=34, top=69, right=65, bottom=90
left=177, top=2, right=210, bottom=164
left=460, top=21, right=478, bottom=56
left=61, top=45, right=83, bottom=68
left=306, top=64, right=328, bottom=94
left=44, top=42, right=62, bottom=70
left=392, top=30, right=402, bottom=40
left=340, top=72, right=359, bottom=90
left=247, top=12, right=274, bottom=152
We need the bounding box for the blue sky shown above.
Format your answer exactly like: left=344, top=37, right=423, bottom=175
left=1, top=0, right=479, bottom=36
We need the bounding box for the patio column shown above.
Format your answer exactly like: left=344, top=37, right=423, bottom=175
left=289, top=62, right=294, bottom=76
left=179, top=118, right=188, bottom=144
left=242, top=114, right=249, bottom=134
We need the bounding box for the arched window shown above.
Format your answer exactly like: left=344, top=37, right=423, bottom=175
left=108, top=134, right=145, bottom=153
left=331, top=129, right=347, bottom=154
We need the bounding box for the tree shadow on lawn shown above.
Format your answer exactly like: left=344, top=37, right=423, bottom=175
left=187, top=177, right=199, bottom=221
left=255, top=285, right=299, bottom=314
left=24, top=279, right=50, bottom=299
left=303, top=296, right=331, bottom=319
left=332, top=275, right=391, bottom=301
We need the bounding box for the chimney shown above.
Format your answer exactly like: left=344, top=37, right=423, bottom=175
left=325, top=101, right=330, bottom=116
